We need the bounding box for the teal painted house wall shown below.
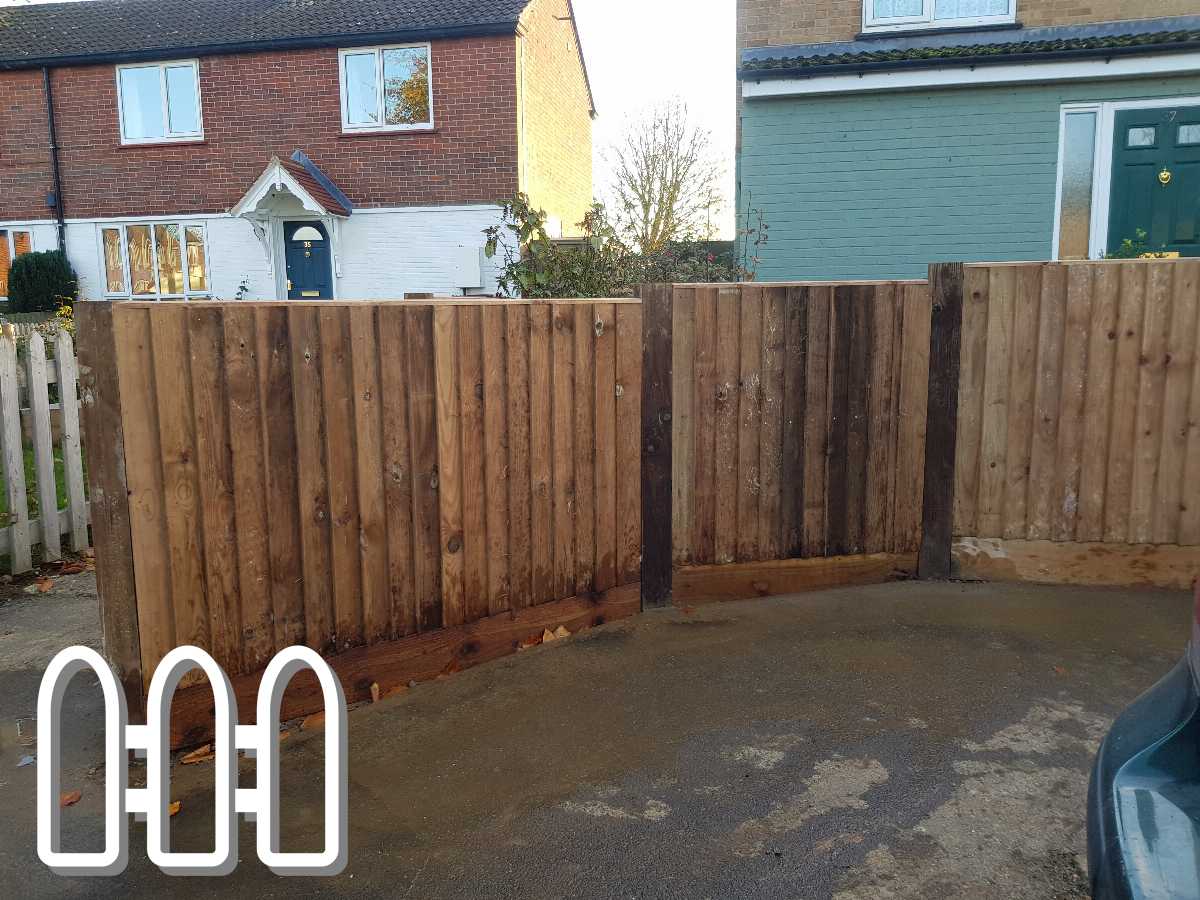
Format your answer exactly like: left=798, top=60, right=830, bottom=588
left=738, top=74, right=1200, bottom=281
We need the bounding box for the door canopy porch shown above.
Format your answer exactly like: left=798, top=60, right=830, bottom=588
left=231, top=150, right=353, bottom=221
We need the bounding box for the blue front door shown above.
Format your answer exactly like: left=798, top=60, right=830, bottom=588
left=284, top=222, right=333, bottom=299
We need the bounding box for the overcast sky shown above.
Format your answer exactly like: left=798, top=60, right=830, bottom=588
left=1, top=0, right=739, bottom=235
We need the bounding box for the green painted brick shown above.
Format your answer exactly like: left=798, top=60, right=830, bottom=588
left=737, top=74, right=1200, bottom=281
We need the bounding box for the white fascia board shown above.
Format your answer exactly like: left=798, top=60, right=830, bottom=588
left=741, top=52, right=1200, bottom=99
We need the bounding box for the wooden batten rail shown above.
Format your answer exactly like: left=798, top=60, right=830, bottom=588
left=79, top=298, right=642, bottom=743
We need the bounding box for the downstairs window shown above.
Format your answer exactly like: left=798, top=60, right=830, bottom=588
left=0, top=229, right=35, bottom=300
left=100, top=222, right=210, bottom=299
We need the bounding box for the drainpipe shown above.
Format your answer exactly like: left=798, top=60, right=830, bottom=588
left=42, top=66, right=66, bottom=253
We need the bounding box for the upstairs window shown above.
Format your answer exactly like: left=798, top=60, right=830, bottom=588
left=0, top=229, right=34, bottom=300
left=116, top=61, right=203, bottom=144
left=99, top=222, right=210, bottom=299
left=864, top=0, right=1015, bottom=32
left=339, top=44, right=433, bottom=132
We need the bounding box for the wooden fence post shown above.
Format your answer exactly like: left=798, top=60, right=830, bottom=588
left=56, top=330, right=89, bottom=552
left=919, top=263, right=965, bottom=579
left=640, top=284, right=673, bottom=609
left=75, top=302, right=145, bottom=722
left=0, top=330, right=32, bottom=573
left=26, top=332, right=60, bottom=562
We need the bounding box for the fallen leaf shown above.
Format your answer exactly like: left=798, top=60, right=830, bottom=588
left=370, top=682, right=381, bottom=703
left=35, top=577, right=54, bottom=593
left=17, top=755, right=34, bottom=768
left=380, top=683, right=408, bottom=701
left=169, top=800, right=182, bottom=817
left=1053, top=666, right=1067, bottom=676
left=81, top=548, right=95, bottom=560
left=438, top=658, right=462, bottom=678
left=542, top=628, right=558, bottom=643
left=180, top=744, right=214, bottom=765
left=59, top=790, right=81, bottom=808
left=517, top=633, right=543, bottom=651
left=301, top=711, right=325, bottom=731
left=60, top=563, right=86, bottom=576
left=278, top=730, right=291, bottom=742
left=553, top=626, right=569, bottom=639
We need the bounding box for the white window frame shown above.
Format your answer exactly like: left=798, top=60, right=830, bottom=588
left=338, top=43, right=435, bottom=134
left=97, top=221, right=212, bottom=301
left=115, top=60, right=204, bottom=145
left=0, top=227, right=35, bottom=302
left=1051, top=95, right=1200, bottom=260
left=862, top=0, right=1016, bottom=33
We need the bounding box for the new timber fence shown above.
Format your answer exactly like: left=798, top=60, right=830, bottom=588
left=72, top=259, right=1200, bottom=743
left=0, top=327, right=89, bottom=572
left=75, top=299, right=642, bottom=745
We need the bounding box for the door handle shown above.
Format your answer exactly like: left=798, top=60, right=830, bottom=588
left=1159, top=168, right=1173, bottom=186
left=287, top=279, right=293, bottom=290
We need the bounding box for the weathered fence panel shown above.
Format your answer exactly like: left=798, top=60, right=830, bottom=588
left=0, top=328, right=90, bottom=572
left=946, top=259, right=1200, bottom=588
left=77, top=299, right=642, bottom=745
left=654, top=281, right=932, bottom=604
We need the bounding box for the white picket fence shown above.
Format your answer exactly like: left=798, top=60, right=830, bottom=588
left=0, top=327, right=89, bottom=573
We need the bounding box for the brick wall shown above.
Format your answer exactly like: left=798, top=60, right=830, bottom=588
left=0, top=70, right=54, bottom=222
left=518, top=0, right=593, bottom=235
left=1, top=35, right=521, bottom=220
left=737, top=0, right=1199, bottom=51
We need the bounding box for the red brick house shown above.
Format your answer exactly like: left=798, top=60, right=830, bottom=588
left=0, top=0, right=594, bottom=301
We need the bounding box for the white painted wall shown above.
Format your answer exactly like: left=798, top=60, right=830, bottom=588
left=55, top=203, right=505, bottom=302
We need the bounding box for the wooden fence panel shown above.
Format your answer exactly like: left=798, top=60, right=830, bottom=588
left=951, top=259, right=1200, bottom=588
left=80, top=299, right=641, bottom=746
left=669, top=281, right=931, bottom=602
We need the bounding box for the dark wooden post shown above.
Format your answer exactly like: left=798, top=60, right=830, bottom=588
left=919, top=263, right=965, bottom=580
left=75, top=302, right=145, bottom=723
left=640, top=284, right=673, bottom=609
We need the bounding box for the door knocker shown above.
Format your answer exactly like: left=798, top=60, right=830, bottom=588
left=1159, top=167, right=1173, bottom=186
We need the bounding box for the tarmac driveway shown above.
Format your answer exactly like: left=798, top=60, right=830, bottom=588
left=0, top=572, right=1190, bottom=898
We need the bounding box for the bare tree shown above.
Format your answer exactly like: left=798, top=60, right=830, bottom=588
left=607, top=99, right=724, bottom=252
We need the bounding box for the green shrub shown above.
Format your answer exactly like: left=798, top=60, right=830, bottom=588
left=7, top=250, right=78, bottom=313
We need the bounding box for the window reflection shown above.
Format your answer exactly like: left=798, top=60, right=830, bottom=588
left=1058, top=111, right=1097, bottom=261
left=185, top=226, right=207, bottom=292
left=0, top=233, right=9, bottom=298
left=119, top=66, right=166, bottom=141
left=383, top=47, right=431, bottom=125
left=102, top=228, right=125, bottom=294
left=127, top=225, right=156, bottom=295
left=344, top=52, right=379, bottom=125
left=155, top=224, right=184, bottom=295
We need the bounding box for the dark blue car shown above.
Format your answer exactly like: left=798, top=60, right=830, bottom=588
left=1088, top=579, right=1200, bottom=899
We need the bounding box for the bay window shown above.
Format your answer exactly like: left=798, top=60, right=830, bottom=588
left=864, top=0, right=1015, bottom=32
left=100, top=222, right=210, bottom=299
left=0, top=229, right=34, bottom=300
left=116, top=61, right=203, bottom=144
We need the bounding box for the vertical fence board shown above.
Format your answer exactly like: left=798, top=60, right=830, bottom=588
left=690, top=289, right=718, bottom=565
left=256, top=307, right=305, bottom=648
left=615, top=304, right=643, bottom=585
left=433, top=307, right=465, bottom=627
left=114, top=307, right=175, bottom=678
left=377, top=307, right=416, bottom=636
left=1154, top=262, right=1199, bottom=544
left=56, top=330, right=89, bottom=553
left=713, top=288, right=740, bottom=564
left=76, top=303, right=143, bottom=719
left=349, top=306, right=390, bottom=643
left=844, top=287, right=874, bottom=555
left=801, top=287, right=832, bottom=558
left=529, top=305, right=554, bottom=603
left=953, top=266, right=989, bottom=538
left=759, top=287, right=786, bottom=561
left=287, top=306, right=333, bottom=652
left=318, top=307, right=363, bottom=647
left=977, top=267, right=1015, bottom=538
left=736, top=287, right=763, bottom=563
left=671, top=289, right=695, bottom=566
left=458, top=306, right=489, bottom=621
left=1052, top=264, right=1093, bottom=542
left=1129, top=264, right=1172, bottom=544
left=779, top=287, right=807, bottom=558
left=225, top=306, right=274, bottom=669
left=404, top=307, right=442, bottom=631
left=1001, top=266, right=1042, bottom=540
left=1027, top=265, right=1067, bottom=541
left=864, top=285, right=895, bottom=553
left=573, top=304, right=595, bottom=595
left=0, top=334, right=31, bottom=573
left=1077, top=265, right=1121, bottom=542
left=826, top=287, right=854, bottom=557
left=640, top=287, right=673, bottom=607
left=1181, top=272, right=1200, bottom=545
left=149, top=308, right=208, bottom=651
left=591, top=303, right=617, bottom=591
left=1105, top=265, right=1147, bottom=543
left=504, top=305, right=534, bottom=606
left=895, top=284, right=932, bottom=553
left=483, top=306, right=512, bottom=613
left=25, top=333, right=59, bottom=561
left=551, top=305, right=577, bottom=601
